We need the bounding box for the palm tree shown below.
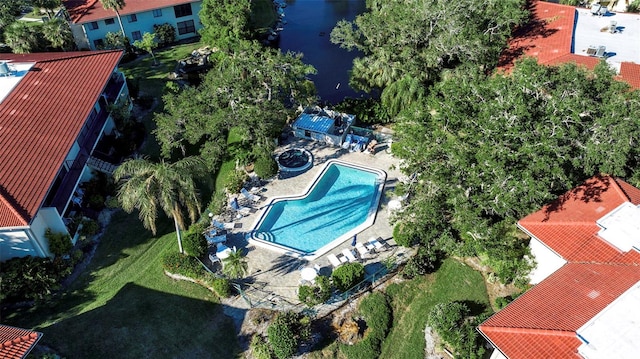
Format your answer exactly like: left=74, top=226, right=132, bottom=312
left=222, top=248, right=248, bottom=279
left=42, top=18, right=73, bottom=51
left=113, top=156, right=205, bottom=253
left=3, top=22, right=40, bottom=54
left=100, top=0, right=126, bottom=38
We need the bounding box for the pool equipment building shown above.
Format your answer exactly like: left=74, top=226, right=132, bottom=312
left=291, top=107, right=355, bottom=146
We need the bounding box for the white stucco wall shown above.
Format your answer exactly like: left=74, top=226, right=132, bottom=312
left=0, top=227, right=41, bottom=261
left=528, top=236, right=567, bottom=284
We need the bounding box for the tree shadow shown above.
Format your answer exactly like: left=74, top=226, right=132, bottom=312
left=459, top=300, right=488, bottom=317
left=542, top=175, right=610, bottom=221
left=267, top=254, right=307, bottom=275
left=31, top=283, right=240, bottom=358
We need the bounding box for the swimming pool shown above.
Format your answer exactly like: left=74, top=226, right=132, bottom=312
left=250, top=160, right=386, bottom=258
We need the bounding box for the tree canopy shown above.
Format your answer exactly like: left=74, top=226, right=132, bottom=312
left=199, top=0, right=251, bottom=49
left=392, top=59, right=640, bottom=283
left=330, top=0, right=527, bottom=106
left=154, top=40, right=316, bottom=166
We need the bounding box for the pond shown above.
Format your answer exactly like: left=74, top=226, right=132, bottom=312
left=277, top=0, right=367, bottom=104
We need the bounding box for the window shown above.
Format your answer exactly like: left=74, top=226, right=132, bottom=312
left=93, top=39, right=104, bottom=48
left=105, top=18, right=115, bottom=25
left=153, top=9, right=162, bottom=17
left=131, top=31, right=142, bottom=41
left=177, top=20, right=195, bottom=35
left=127, top=14, right=137, bottom=23
left=174, top=4, right=192, bottom=18
left=89, top=21, right=99, bottom=30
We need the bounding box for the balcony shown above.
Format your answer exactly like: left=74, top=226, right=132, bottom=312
left=103, top=72, right=126, bottom=104
left=45, top=152, right=89, bottom=214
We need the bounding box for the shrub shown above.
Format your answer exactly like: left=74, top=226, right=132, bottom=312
left=79, top=218, right=100, bottom=237
left=162, top=252, right=201, bottom=278
left=45, top=229, right=72, bottom=257
left=0, top=256, right=65, bottom=302
left=268, top=312, right=300, bottom=359
left=629, top=0, right=640, bottom=12
left=298, top=275, right=332, bottom=307
left=332, top=262, right=365, bottom=292
left=392, top=222, right=417, bottom=247
left=427, top=301, right=475, bottom=354
left=181, top=223, right=207, bottom=258
left=253, top=154, right=278, bottom=179
left=401, top=244, right=442, bottom=279
left=208, top=191, right=228, bottom=216
left=340, top=292, right=391, bottom=359
left=225, top=169, right=248, bottom=194
left=250, top=335, right=272, bottom=359
left=153, top=23, right=176, bottom=46
left=211, top=277, right=231, bottom=298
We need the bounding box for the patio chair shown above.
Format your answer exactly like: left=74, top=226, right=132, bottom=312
left=342, top=248, right=358, bottom=262
left=356, top=242, right=372, bottom=258
left=208, top=253, right=220, bottom=265
left=241, top=187, right=263, bottom=202
left=327, top=253, right=343, bottom=268
left=205, top=232, right=227, bottom=245
left=212, top=219, right=242, bottom=231
left=230, top=198, right=252, bottom=217
left=368, top=237, right=387, bottom=252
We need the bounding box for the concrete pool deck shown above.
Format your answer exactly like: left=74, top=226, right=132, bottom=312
left=218, top=136, right=410, bottom=313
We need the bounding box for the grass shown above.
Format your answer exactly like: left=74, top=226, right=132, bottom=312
left=4, top=212, right=239, bottom=358
left=120, top=42, right=203, bottom=159
left=379, top=258, right=491, bottom=359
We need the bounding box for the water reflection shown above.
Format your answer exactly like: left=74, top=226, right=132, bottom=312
left=278, top=0, right=367, bottom=104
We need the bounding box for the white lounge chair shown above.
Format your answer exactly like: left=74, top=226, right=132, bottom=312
left=212, top=219, right=241, bottom=231
left=342, top=248, right=358, bottom=262
left=241, top=188, right=262, bottom=202
left=327, top=253, right=342, bottom=268
left=356, top=242, right=372, bottom=258
left=230, top=199, right=252, bottom=217
left=368, top=237, right=386, bottom=252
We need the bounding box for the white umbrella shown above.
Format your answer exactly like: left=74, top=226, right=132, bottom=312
left=300, top=267, right=318, bottom=282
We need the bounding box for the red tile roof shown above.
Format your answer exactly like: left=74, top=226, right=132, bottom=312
left=498, top=1, right=640, bottom=89
left=0, top=51, right=123, bottom=227
left=518, top=175, right=640, bottom=264
left=479, top=263, right=640, bottom=359
left=63, top=0, right=198, bottom=24
left=0, top=325, right=42, bottom=359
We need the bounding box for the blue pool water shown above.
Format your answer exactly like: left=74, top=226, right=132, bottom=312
left=253, top=163, right=383, bottom=254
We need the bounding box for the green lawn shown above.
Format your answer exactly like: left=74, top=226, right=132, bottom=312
left=379, top=259, right=491, bottom=359
left=5, top=212, right=239, bottom=358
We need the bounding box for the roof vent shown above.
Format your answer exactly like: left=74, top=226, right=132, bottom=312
left=0, top=61, right=14, bottom=77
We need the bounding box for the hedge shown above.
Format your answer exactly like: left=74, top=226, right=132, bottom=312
left=340, top=292, right=392, bottom=359
left=331, top=262, right=365, bottom=292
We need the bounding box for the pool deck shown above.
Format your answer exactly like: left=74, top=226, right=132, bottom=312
left=217, top=136, right=410, bottom=315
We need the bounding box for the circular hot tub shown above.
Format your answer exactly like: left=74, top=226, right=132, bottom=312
left=276, top=148, right=313, bottom=172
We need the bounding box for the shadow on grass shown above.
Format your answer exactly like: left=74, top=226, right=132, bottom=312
left=39, top=283, right=240, bottom=358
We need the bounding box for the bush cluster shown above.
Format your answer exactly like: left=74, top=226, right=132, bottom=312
left=266, top=312, right=310, bottom=359
left=298, top=275, right=332, bottom=307
left=225, top=169, right=249, bottom=194
left=0, top=256, right=70, bottom=302
left=340, top=292, right=392, bottom=359
left=427, top=301, right=486, bottom=359
left=401, top=245, right=442, bottom=279
left=161, top=252, right=231, bottom=298
left=331, top=262, right=365, bottom=292
left=153, top=23, right=176, bottom=46
left=253, top=154, right=278, bottom=179
left=45, top=229, right=72, bottom=258
left=181, top=223, right=207, bottom=258
left=78, top=218, right=100, bottom=237
left=250, top=335, right=272, bottom=359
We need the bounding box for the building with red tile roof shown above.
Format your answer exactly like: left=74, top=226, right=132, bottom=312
left=0, top=325, right=42, bottom=359
left=499, top=1, right=640, bottom=89
left=0, top=51, right=128, bottom=261
left=479, top=175, right=640, bottom=358
left=62, top=0, right=203, bottom=50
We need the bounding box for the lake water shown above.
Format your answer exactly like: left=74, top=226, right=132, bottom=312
left=277, top=0, right=367, bottom=104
